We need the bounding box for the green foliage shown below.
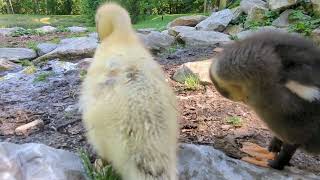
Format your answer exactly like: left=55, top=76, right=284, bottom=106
left=33, top=72, right=54, bottom=82
left=227, top=0, right=241, bottom=9
left=79, top=150, right=121, bottom=180
left=11, top=28, right=46, bottom=37
left=288, top=10, right=320, bottom=36
left=184, top=74, right=200, bottom=90
left=226, top=116, right=243, bottom=127
left=18, top=60, right=34, bottom=67
left=0, top=14, right=89, bottom=28
left=245, top=10, right=279, bottom=30
left=230, top=14, right=247, bottom=25
left=26, top=41, right=39, bottom=51
left=230, top=35, right=239, bottom=41
left=56, top=26, right=70, bottom=32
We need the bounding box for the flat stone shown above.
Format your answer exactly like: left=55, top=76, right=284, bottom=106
left=138, top=31, right=175, bottom=52
left=246, top=6, right=268, bottom=23
left=136, top=28, right=157, bottom=34
left=0, top=27, right=20, bottom=36
left=35, top=37, right=98, bottom=62
left=178, top=30, right=231, bottom=47
left=35, top=26, right=57, bottom=33
left=36, top=43, right=58, bottom=56
left=268, top=0, right=297, bottom=11
left=196, top=9, right=234, bottom=32
left=168, top=26, right=196, bottom=37
left=67, top=26, right=88, bottom=33
left=236, top=26, right=287, bottom=40
left=0, top=48, right=37, bottom=62
left=224, top=24, right=244, bottom=36
left=167, top=15, right=207, bottom=28
left=178, top=143, right=320, bottom=179
left=0, top=59, right=19, bottom=72
left=0, top=142, right=86, bottom=180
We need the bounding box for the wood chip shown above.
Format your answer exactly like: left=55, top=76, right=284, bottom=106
left=15, top=119, right=44, bottom=136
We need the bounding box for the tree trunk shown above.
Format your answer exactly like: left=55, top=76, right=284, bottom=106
left=219, top=0, right=227, bottom=10
left=8, top=0, right=13, bottom=13
left=204, top=0, right=208, bottom=14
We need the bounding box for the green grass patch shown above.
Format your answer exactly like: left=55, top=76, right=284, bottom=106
left=26, top=41, right=39, bottom=51
left=80, top=150, right=121, bottom=180
left=11, top=28, right=46, bottom=37
left=18, top=60, right=34, bottom=67
left=184, top=74, right=201, bottom=90
left=226, top=116, right=243, bottom=127
left=33, top=72, right=54, bottom=82
left=49, top=38, right=61, bottom=44
left=0, top=14, right=90, bottom=28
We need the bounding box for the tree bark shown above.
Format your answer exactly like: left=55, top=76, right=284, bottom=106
left=204, top=0, right=207, bottom=14
left=219, top=0, right=227, bottom=10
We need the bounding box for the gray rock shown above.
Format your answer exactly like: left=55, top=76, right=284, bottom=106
left=138, top=31, right=175, bottom=52
left=196, top=9, right=234, bottom=32
left=0, top=27, right=20, bottom=36
left=173, top=65, right=194, bottom=83
left=231, top=7, right=244, bottom=21
left=311, top=28, right=320, bottom=45
left=312, top=0, right=320, bottom=16
left=67, top=26, right=88, bottom=33
left=178, top=144, right=320, bottom=180
left=136, top=28, right=157, bottom=35
left=0, top=59, right=19, bottom=71
left=272, top=9, right=293, bottom=28
left=178, top=30, right=231, bottom=47
left=37, top=43, right=58, bottom=56
left=35, top=26, right=57, bottom=33
left=35, top=37, right=98, bottom=62
left=167, top=15, right=207, bottom=28
left=268, top=0, right=297, bottom=11
left=168, top=26, right=196, bottom=37
left=236, top=26, right=287, bottom=40
left=224, top=24, right=244, bottom=36
left=246, top=6, right=268, bottom=23
left=0, top=142, right=86, bottom=180
left=240, top=0, right=267, bottom=14
left=88, top=32, right=98, bottom=39
left=173, top=60, right=213, bottom=84
left=0, top=48, right=37, bottom=62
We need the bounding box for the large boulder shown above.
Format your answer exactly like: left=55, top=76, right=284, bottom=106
left=138, top=31, right=175, bottom=52
left=168, top=26, right=196, bottom=37
left=35, top=37, right=98, bottom=62
left=311, top=0, right=320, bottom=16
left=246, top=6, right=268, bottom=24
left=178, top=30, right=231, bottom=47
left=268, top=0, right=297, bottom=11
left=0, top=142, right=86, bottom=180
left=0, top=27, right=20, bottom=36
left=195, top=9, right=234, bottom=32
left=240, top=0, right=267, bottom=14
left=35, top=26, right=57, bottom=33
left=36, top=43, right=58, bottom=56
left=167, top=15, right=207, bottom=28
left=272, top=9, right=293, bottom=28
left=0, top=48, right=37, bottom=62
left=236, top=26, right=287, bottom=40
left=178, top=144, right=320, bottom=180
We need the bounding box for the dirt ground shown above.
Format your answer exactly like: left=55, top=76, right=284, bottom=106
left=1, top=36, right=320, bottom=175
